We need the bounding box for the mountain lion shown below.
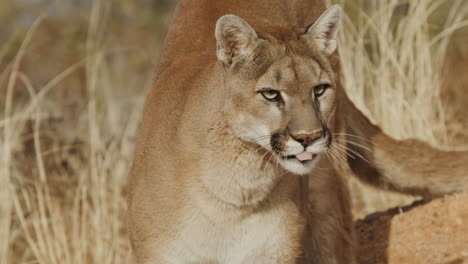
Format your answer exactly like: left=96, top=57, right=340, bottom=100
left=127, top=0, right=468, bottom=263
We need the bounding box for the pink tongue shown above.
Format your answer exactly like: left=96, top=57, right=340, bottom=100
left=295, top=152, right=313, bottom=161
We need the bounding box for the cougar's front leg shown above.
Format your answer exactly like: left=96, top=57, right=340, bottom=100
left=302, top=160, right=356, bottom=264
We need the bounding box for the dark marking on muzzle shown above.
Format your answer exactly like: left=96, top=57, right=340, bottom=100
left=271, top=133, right=286, bottom=153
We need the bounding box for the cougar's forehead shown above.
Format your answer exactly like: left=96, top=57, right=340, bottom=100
left=258, top=56, right=331, bottom=95
left=231, top=42, right=278, bottom=80
left=231, top=34, right=336, bottom=87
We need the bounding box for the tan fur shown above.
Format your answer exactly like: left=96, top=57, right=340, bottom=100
left=340, top=91, right=468, bottom=197
left=127, top=1, right=468, bottom=263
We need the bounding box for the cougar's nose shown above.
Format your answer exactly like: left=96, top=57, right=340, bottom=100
left=293, top=131, right=322, bottom=147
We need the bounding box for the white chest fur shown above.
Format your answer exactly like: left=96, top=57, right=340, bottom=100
left=158, top=199, right=302, bottom=264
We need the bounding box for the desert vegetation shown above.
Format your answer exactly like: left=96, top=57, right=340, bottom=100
left=0, top=0, right=466, bottom=263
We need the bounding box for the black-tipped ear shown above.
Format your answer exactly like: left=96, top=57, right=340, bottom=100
left=215, top=15, right=258, bottom=65
left=304, top=4, right=342, bottom=56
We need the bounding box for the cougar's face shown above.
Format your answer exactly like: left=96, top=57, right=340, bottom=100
left=215, top=5, right=341, bottom=175
left=226, top=54, right=336, bottom=175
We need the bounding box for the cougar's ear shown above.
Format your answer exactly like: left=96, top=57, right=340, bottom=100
left=215, top=15, right=258, bottom=65
left=304, top=4, right=342, bottom=56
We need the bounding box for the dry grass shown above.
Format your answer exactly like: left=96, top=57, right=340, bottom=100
left=336, top=0, right=468, bottom=144
left=331, top=0, right=468, bottom=218
left=1, top=1, right=173, bottom=262
left=0, top=0, right=467, bottom=263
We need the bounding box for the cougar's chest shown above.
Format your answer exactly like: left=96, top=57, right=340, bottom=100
left=159, top=199, right=305, bottom=264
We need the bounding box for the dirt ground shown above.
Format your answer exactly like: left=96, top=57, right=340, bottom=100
left=356, top=192, right=468, bottom=264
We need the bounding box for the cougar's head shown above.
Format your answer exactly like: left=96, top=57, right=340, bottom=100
left=215, top=5, right=341, bottom=175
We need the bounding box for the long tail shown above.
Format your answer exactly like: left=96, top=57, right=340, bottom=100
left=337, top=90, right=468, bottom=197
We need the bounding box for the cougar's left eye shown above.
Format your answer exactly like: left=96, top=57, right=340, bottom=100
left=260, top=89, right=280, bottom=101
left=313, top=84, right=330, bottom=97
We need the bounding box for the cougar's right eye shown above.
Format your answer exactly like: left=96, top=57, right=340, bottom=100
left=313, top=83, right=330, bottom=97
left=260, top=89, right=280, bottom=102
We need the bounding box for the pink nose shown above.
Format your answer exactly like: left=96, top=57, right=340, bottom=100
left=294, top=132, right=322, bottom=147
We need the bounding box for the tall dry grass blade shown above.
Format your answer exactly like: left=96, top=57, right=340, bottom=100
left=0, top=15, right=44, bottom=264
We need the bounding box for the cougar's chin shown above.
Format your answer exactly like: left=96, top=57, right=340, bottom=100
left=276, top=154, right=320, bottom=175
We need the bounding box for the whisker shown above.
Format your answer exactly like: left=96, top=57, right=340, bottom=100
left=331, top=143, right=356, bottom=160
left=250, top=134, right=273, bottom=144
left=260, top=149, right=271, bottom=162
left=264, top=152, right=279, bottom=174
left=332, top=147, right=349, bottom=167
left=280, top=170, right=290, bottom=177
left=334, top=138, right=374, bottom=152
left=325, top=150, right=333, bottom=163
left=332, top=142, right=370, bottom=164
left=327, top=152, right=346, bottom=172
left=328, top=147, right=355, bottom=175
left=253, top=145, right=265, bottom=152
left=333, top=133, right=374, bottom=144
left=275, top=155, right=280, bottom=172
left=327, top=147, right=347, bottom=170
left=266, top=152, right=275, bottom=165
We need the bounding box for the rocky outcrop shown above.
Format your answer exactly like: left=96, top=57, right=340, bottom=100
left=356, top=193, right=468, bottom=264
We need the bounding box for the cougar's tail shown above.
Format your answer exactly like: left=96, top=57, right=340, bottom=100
left=338, top=91, right=468, bottom=197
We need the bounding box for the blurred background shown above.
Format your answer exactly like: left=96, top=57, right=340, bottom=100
left=0, top=0, right=467, bottom=263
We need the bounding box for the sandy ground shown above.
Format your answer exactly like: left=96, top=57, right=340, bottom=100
left=356, top=192, right=468, bottom=264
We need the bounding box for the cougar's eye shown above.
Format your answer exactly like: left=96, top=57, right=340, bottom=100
left=313, top=84, right=330, bottom=97
left=260, top=89, right=280, bottom=101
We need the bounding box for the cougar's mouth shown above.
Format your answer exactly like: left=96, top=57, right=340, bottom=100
left=281, top=153, right=318, bottom=163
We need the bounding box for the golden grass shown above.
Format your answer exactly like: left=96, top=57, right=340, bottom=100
left=336, top=0, right=468, bottom=144
left=330, top=0, right=468, bottom=218
left=1, top=1, right=171, bottom=262
left=1, top=0, right=467, bottom=262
